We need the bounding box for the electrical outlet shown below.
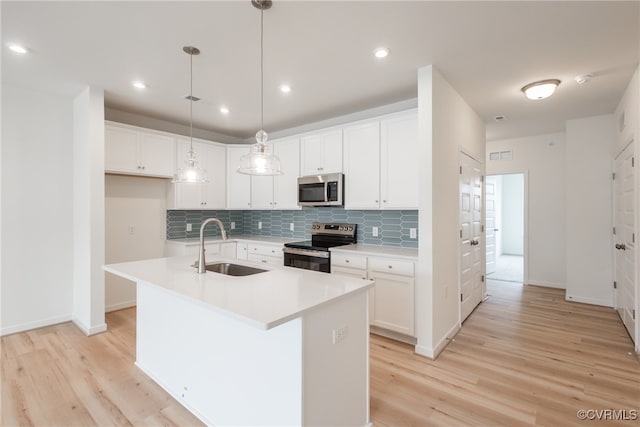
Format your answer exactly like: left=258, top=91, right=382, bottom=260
left=128, top=225, right=135, bottom=235
left=258, top=221, right=262, bottom=230
left=332, top=325, right=348, bottom=344
left=290, top=222, right=294, bottom=231
left=372, top=226, right=379, bottom=237
left=231, top=221, right=236, bottom=230
left=186, top=223, right=192, bottom=232
left=410, top=228, right=417, bottom=239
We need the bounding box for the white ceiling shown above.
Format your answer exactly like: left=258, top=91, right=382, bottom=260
left=2, top=1, right=639, bottom=142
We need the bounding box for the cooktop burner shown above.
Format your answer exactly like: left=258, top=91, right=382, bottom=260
left=284, top=222, right=357, bottom=252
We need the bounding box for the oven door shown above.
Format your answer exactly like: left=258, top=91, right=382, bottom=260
left=283, top=248, right=331, bottom=273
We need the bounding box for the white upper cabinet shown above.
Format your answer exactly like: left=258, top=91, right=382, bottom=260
left=343, top=110, right=418, bottom=210
left=105, top=123, right=175, bottom=178
left=168, top=138, right=226, bottom=210
left=251, top=138, right=301, bottom=210
left=300, top=129, right=343, bottom=176
left=343, top=120, right=381, bottom=209
left=380, top=111, right=419, bottom=209
left=226, top=145, right=252, bottom=209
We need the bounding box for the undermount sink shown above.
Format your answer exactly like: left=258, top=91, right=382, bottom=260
left=196, top=262, right=267, bottom=276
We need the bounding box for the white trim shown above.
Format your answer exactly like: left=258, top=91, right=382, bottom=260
left=526, top=280, right=565, bottom=289
left=0, top=314, right=73, bottom=336
left=565, top=294, right=614, bottom=308
left=105, top=300, right=137, bottom=313
left=414, top=322, right=460, bottom=360
left=72, top=318, right=107, bottom=336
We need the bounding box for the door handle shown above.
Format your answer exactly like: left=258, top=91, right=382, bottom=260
left=470, top=239, right=479, bottom=246
left=616, top=243, right=627, bottom=250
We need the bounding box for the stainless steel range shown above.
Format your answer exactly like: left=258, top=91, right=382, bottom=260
left=283, top=222, right=357, bottom=273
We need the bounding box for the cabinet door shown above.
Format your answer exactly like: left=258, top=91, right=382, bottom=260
left=202, top=143, right=226, bottom=209
left=105, top=126, right=139, bottom=174
left=343, top=121, right=381, bottom=209
left=273, top=138, right=301, bottom=209
left=139, top=133, right=175, bottom=177
left=220, top=242, right=237, bottom=258
left=251, top=175, right=274, bottom=210
left=369, top=271, right=414, bottom=336
left=381, top=112, right=419, bottom=209
left=300, top=130, right=342, bottom=175
left=226, top=146, right=252, bottom=209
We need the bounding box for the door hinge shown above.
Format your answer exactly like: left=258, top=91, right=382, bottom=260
left=460, top=229, right=463, bottom=238
left=481, top=275, right=485, bottom=282
left=633, top=309, right=636, bottom=320
left=612, top=172, right=616, bottom=180
left=613, top=226, right=616, bottom=235
left=459, top=166, right=463, bottom=175
left=633, top=233, right=636, bottom=243
left=460, top=293, right=463, bottom=302
left=614, top=281, right=617, bottom=289
left=632, top=157, right=635, bottom=167
left=481, top=175, right=484, bottom=182
left=481, top=224, right=485, bottom=232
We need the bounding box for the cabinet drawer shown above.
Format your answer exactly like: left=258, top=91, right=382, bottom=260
left=248, top=253, right=282, bottom=267
left=332, top=253, right=367, bottom=269
left=369, top=257, right=414, bottom=276
left=332, top=266, right=368, bottom=280
left=248, top=243, right=283, bottom=258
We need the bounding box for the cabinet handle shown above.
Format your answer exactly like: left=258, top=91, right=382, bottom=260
left=261, top=260, right=267, bottom=263
left=375, top=200, right=379, bottom=203
left=383, top=200, right=387, bottom=203
left=388, top=265, right=393, bottom=269
left=317, top=167, right=323, bottom=171
left=345, top=259, right=350, bottom=263
left=141, top=166, right=145, bottom=170
left=274, top=202, right=277, bottom=205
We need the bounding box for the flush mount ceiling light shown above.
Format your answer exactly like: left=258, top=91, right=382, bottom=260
left=373, top=47, right=389, bottom=58
left=238, top=0, right=283, bottom=176
left=132, top=81, right=147, bottom=89
left=279, top=84, right=291, bottom=94
left=173, top=46, right=208, bottom=183
left=8, top=43, right=27, bottom=54
left=220, top=106, right=230, bottom=114
left=521, top=79, right=561, bottom=100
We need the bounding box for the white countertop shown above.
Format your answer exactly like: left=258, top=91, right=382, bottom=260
left=104, top=256, right=373, bottom=331
left=166, top=235, right=298, bottom=246
left=330, top=244, right=418, bottom=261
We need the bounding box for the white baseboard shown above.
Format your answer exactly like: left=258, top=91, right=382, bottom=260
left=414, top=322, right=461, bottom=360
left=0, top=314, right=73, bottom=336
left=105, top=300, right=137, bottom=313
left=527, top=280, right=566, bottom=289
left=565, top=294, right=613, bottom=308
left=72, top=318, right=107, bottom=336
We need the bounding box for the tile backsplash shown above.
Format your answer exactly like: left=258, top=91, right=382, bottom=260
left=167, top=208, right=418, bottom=248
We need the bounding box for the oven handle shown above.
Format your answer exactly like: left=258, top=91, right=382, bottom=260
left=283, top=247, right=330, bottom=259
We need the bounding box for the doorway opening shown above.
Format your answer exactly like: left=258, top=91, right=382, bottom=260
left=485, top=173, right=524, bottom=283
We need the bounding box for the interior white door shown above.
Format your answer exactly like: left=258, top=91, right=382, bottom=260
left=614, top=142, right=636, bottom=342
left=485, top=176, right=497, bottom=275
left=460, top=153, right=483, bottom=322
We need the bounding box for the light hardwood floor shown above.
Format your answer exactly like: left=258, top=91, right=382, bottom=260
left=2, top=281, right=639, bottom=426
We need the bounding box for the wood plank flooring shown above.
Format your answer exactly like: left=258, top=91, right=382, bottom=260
left=2, top=280, right=638, bottom=426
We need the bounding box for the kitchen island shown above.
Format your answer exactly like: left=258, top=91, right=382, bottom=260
left=104, top=256, right=373, bottom=427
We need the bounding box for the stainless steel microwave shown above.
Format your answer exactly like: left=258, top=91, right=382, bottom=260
left=297, top=173, right=344, bottom=207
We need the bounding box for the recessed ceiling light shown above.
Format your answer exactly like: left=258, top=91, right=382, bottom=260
left=8, top=43, right=27, bottom=54
left=373, top=47, right=389, bottom=58
left=521, top=79, right=560, bottom=100
left=132, top=81, right=146, bottom=89
left=220, top=106, right=230, bottom=114
left=279, top=84, right=291, bottom=94
left=494, top=115, right=506, bottom=121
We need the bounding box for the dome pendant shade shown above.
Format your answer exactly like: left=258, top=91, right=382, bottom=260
left=237, top=129, right=283, bottom=176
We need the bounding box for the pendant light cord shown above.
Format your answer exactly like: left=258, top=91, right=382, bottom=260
left=189, top=51, right=194, bottom=154
left=260, top=7, right=264, bottom=134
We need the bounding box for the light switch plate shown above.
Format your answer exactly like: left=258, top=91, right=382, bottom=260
left=290, top=223, right=294, bottom=231
left=372, top=226, right=379, bottom=237
left=186, top=223, right=192, bottom=232
left=231, top=222, right=236, bottom=230
left=410, top=228, right=417, bottom=239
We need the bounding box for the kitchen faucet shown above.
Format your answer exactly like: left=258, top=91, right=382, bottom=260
left=197, top=218, right=228, bottom=274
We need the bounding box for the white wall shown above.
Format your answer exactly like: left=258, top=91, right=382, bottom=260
left=486, top=133, right=566, bottom=288
left=1, top=85, right=75, bottom=334
left=72, top=87, right=106, bottom=335
left=501, top=174, right=524, bottom=256
left=416, top=65, right=485, bottom=358
left=105, top=175, right=168, bottom=311
left=565, top=115, right=615, bottom=307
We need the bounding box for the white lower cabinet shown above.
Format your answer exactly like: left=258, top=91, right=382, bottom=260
left=247, top=242, right=284, bottom=267
left=332, top=252, right=415, bottom=338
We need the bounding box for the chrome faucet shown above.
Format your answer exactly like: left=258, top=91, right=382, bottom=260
left=197, top=218, right=228, bottom=274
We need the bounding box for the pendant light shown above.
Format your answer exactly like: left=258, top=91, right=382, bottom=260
left=238, top=0, right=283, bottom=176
left=173, top=46, right=208, bottom=183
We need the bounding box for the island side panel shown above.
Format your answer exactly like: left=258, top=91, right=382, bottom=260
left=135, top=281, right=303, bottom=426
left=302, top=289, right=370, bottom=426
